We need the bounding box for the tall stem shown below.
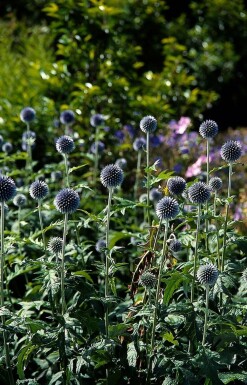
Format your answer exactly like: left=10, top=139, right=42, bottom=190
left=147, top=219, right=169, bottom=382
left=191, top=204, right=201, bottom=302
left=202, top=285, right=209, bottom=345
left=61, top=213, right=68, bottom=315
left=38, top=200, right=46, bottom=255
left=18, top=206, right=21, bottom=236
left=221, top=163, right=232, bottom=273
left=0, top=201, right=14, bottom=385
left=105, top=188, right=113, bottom=338
left=214, top=192, right=221, bottom=270
left=146, top=132, right=151, bottom=226
left=64, top=154, right=69, bottom=188
left=205, top=140, right=209, bottom=251
left=26, top=122, right=33, bottom=173
left=134, top=150, right=142, bottom=202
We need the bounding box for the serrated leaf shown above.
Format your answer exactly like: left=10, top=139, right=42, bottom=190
left=68, top=163, right=88, bottom=174
left=163, top=272, right=184, bottom=305
left=218, top=371, right=247, bottom=384
left=162, top=331, right=179, bottom=346
left=17, top=343, right=37, bottom=380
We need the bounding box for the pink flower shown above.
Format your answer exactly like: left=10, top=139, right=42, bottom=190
left=185, top=155, right=211, bottom=177
left=169, top=117, right=191, bottom=134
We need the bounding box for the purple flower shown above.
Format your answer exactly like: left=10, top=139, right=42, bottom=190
left=114, top=130, right=125, bottom=143
left=123, top=124, right=135, bottom=138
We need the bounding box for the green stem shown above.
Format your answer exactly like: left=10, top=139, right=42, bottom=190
left=18, top=206, right=21, bottom=236
left=38, top=200, right=46, bottom=255
left=147, top=219, right=169, bottom=382
left=146, top=132, right=151, bottom=226
left=105, top=187, right=113, bottom=338
left=134, top=150, right=142, bottom=202
left=202, top=285, right=209, bottom=345
left=221, top=163, right=232, bottom=273
left=64, top=154, right=69, bottom=188
left=191, top=204, right=201, bottom=302
left=205, top=140, right=209, bottom=251
left=26, top=122, right=33, bottom=173
left=0, top=201, right=14, bottom=385
left=61, top=213, right=68, bottom=315
left=214, top=192, right=221, bottom=270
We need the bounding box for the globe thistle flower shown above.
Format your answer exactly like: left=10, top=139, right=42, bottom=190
left=51, top=170, right=63, bottom=182
left=169, top=239, right=182, bottom=253
left=0, top=176, right=16, bottom=202
left=90, top=141, right=105, bottom=154
left=139, top=271, right=157, bottom=289
left=209, top=177, right=223, bottom=192
left=156, top=197, right=179, bottom=220
left=197, top=264, right=218, bottom=286
left=20, top=107, right=36, bottom=123
left=48, top=237, right=63, bottom=255
left=220, top=140, right=242, bottom=163
left=241, top=268, right=247, bottom=283
left=22, top=130, right=36, bottom=151
left=2, top=142, right=13, bottom=154
left=167, top=176, right=186, bottom=195
left=133, top=137, right=146, bottom=151
left=115, top=158, right=127, bottom=169
left=90, top=113, right=104, bottom=127
left=140, top=115, right=157, bottom=134
left=95, top=239, right=106, bottom=252
left=149, top=188, right=163, bottom=202
left=29, top=180, right=49, bottom=200
left=199, top=120, right=218, bottom=139
left=60, top=110, right=75, bottom=125
left=188, top=182, right=211, bottom=204
left=56, top=135, right=75, bottom=154
left=100, top=164, right=124, bottom=188
left=54, top=188, right=80, bottom=214
left=13, top=194, right=27, bottom=207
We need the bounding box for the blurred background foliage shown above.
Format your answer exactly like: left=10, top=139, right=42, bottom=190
left=0, top=0, right=247, bottom=140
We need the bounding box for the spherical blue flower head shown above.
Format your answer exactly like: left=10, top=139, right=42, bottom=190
left=0, top=176, right=16, bottom=202
left=209, top=177, right=223, bottom=192
left=199, top=120, right=218, bottom=139
left=95, top=239, right=106, bottom=252
left=60, top=110, right=75, bottom=125
left=149, top=188, right=163, bottom=202
left=133, top=137, right=146, bottom=151
left=140, top=115, right=157, bottom=134
left=56, top=135, right=75, bottom=154
left=169, top=240, right=182, bottom=252
left=29, top=180, right=49, bottom=200
left=90, top=141, right=105, bottom=154
left=48, top=237, right=63, bottom=254
left=100, top=164, right=124, bottom=188
left=54, top=188, right=80, bottom=214
left=20, top=107, right=36, bottom=123
left=188, top=182, right=211, bottom=204
left=167, top=176, right=186, bottom=195
left=197, top=264, right=218, bottom=286
left=115, top=158, right=127, bottom=169
left=90, top=113, right=104, bottom=127
left=13, top=193, right=27, bottom=207
left=220, top=140, right=242, bottom=163
left=2, top=142, right=13, bottom=154
left=139, top=271, right=157, bottom=289
left=156, top=196, right=179, bottom=220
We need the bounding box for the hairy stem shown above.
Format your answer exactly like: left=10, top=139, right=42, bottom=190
left=202, top=285, right=209, bottom=345
left=64, top=154, right=69, bottom=188
left=26, top=122, right=33, bottom=173
left=38, top=200, right=46, bottom=255
left=105, top=187, right=113, bottom=338
left=221, top=163, right=232, bottom=273
left=146, top=132, right=151, bottom=226
left=191, top=204, right=201, bottom=302
left=61, top=213, right=68, bottom=315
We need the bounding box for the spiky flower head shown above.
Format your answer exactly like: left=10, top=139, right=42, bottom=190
left=95, top=239, right=106, bottom=252
left=209, top=177, right=223, bottom=192
left=156, top=196, right=179, bottom=220
left=13, top=193, right=27, bottom=207
left=199, top=120, right=218, bottom=139
left=20, top=107, right=36, bottom=123
left=54, top=188, right=80, bottom=214
left=29, top=180, right=49, bottom=200
left=100, top=164, right=124, bottom=188
left=115, top=158, right=127, bottom=169
left=169, top=239, right=182, bottom=253
left=140, top=115, right=157, bottom=134
left=149, top=188, right=163, bottom=202
left=220, top=140, right=242, bottom=163
left=133, top=137, right=146, bottom=151
left=0, top=176, right=16, bottom=202
left=90, top=113, right=104, bottom=127
left=241, top=268, right=247, bottom=283
left=139, top=271, right=157, bottom=289
left=2, top=142, right=13, bottom=154
left=48, top=237, right=63, bottom=254
left=56, top=135, right=75, bottom=154
left=90, top=141, right=105, bottom=154
left=167, top=176, right=186, bottom=195
left=60, top=110, right=75, bottom=125
left=188, top=182, right=211, bottom=204
left=197, top=264, right=218, bottom=286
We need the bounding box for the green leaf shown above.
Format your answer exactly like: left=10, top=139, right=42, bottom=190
left=17, top=343, right=37, bottom=380
left=71, top=270, right=93, bottom=283
left=163, top=272, right=184, bottom=305
left=162, top=331, right=179, bottom=346
left=127, top=342, right=137, bottom=367
left=68, top=163, right=88, bottom=174
left=218, top=371, right=247, bottom=384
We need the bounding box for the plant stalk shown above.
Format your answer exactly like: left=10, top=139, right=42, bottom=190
left=26, top=122, right=33, bottom=173
left=146, top=132, right=151, bottom=226
left=205, top=140, right=209, bottom=251
left=105, top=187, right=113, bottom=338
left=191, top=204, right=201, bottom=302
left=38, top=200, right=46, bottom=255
left=221, top=163, right=232, bottom=273
left=202, top=284, right=209, bottom=345
left=61, top=212, right=68, bottom=315
left=64, top=154, right=69, bottom=188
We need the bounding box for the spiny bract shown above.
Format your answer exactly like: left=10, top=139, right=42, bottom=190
left=140, top=115, right=157, bottom=133
left=54, top=188, right=80, bottom=214
left=167, top=176, right=186, bottom=195
left=188, top=182, right=211, bottom=204
left=197, top=264, right=218, bottom=286
left=56, top=135, right=75, bottom=154
left=48, top=237, right=63, bottom=254
left=20, top=107, right=36, bottom=123
left=0, top=176, right=16, bottom=202
left=60, top=110, right=75, bottom=125
left=156, top=196, right=179, bottom=220
left=220, top=140, right=242, bottom=163
left=29, top=180, right=49, bottom=200
left=199, top=120, right=218, bottom=139
left=100, top=164, right=124, bottom=188
left=209, top=177, right=223, bottom=192
left=13, top=194, right=27, bottom=207
left=139, top=271, right=157, bottom=289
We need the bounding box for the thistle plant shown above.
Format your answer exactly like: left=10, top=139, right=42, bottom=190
left=0, top=176, right=16, bottom=385
left=29, top=180, right=49, bottom=253
left=20, top=107, right=36, bottom=173
left=56, top=135, right=75, bottom=187
left=167, top=176, right=186, bottom=196
left=90, top=113, right=105, bottom=185
left=100, top=164, right=124, bottom=338
left=209, top=176, right=223, bottom=269
left=188, top=182, right=211, bottom=302
left=60, top=110, right=75, bottom=135
left=48, top=237, right=64, bottom=263
left=220, top=140, right=242, bottom=272
left=133, top=137, right=146, bottom=201
left=197, top=264, right=218, bottom=345
left=140, top=116, right=157, bottom=226
left=13, top=193, right=27, bottom=235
